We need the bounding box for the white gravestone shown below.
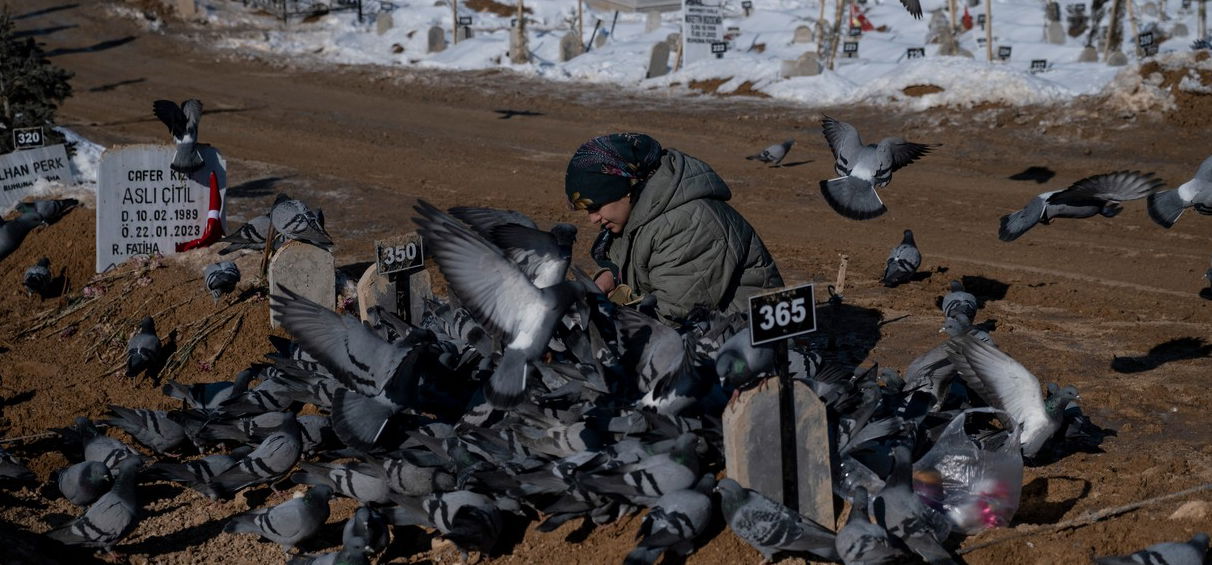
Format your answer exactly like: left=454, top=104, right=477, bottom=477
left=793, top=24, right=814, bottom=43
left=269, top=241, right=335, bottom=328
left=646, top=10, right=662, bottom=32
left=0, top=144, right=76, bottom=210
left=560, top=31, right=585, bottom=61
left=646, top=41, right=671, bottom=77
left=681, top=0, right=723, bottom=66
left=780, top=51, right=822, bottom=77
left=376, top=12, right=394, bottom=35
left=95, top=144, right=226, bottom=273
left=428, top=26, right=447, bottom=52
left=357, top=264, right=394, bottom=322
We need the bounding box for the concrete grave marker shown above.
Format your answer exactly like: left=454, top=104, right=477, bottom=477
left=1174, top=23, right=1190, bottom=36
left=269, top=240, right=336, bottom=328
left=646, top=41, right=671, bottom=77
left=793, top=24, right=814, bottom=43
left=645, top=10, right=662, bottom=32
left=1046, top=1, right=1061, bottom=21
left=1107, top=50, right=1128, bottom=66
left=560, top=31, right=585, bottom=61
left=780, top=51, right=821, bottom=77
left=595, top=30, right=608, bottom=48
left=457, top=25, right=474, bottom=42
left=1046, top=20, right=1066, bottom=44
left=666, top=32, right=681, bottom=48
left=173, top=0, right=200, bottom=19
left=1078, top=45, right=1099, bottom=61
left=681, top=0, right=723, bottom=66
left=428, top=26, right=447, bottom=52
left=376, top=12, right=394, bottom=35
left=0, top=144, right=76, bottom=210
left=1143, top=1, right=1159, bottom=15
left=510, top=25, right=530, bottom=63
left=357, top=264, right=393, bottom=322
left=95, top=144, right=226, bottom=273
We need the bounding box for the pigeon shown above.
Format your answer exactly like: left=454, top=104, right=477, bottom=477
left=22, top=257, right=52, bottom=296
left=836, top=486, right=904, bottom=565
left=414, top=200, right=585, bottom=409
left=882, top=230, right=920, bottom=287
left=15, top=198, right=78, bottom=225
left=206, top=411, right=302, bottom=497
left=714, top=327, right=776, bottom=390
left=271, top=194, right=333, bottom=249
left=219, top=214, right=273, bottom=255
left=106, top=405, right=187, bottom=453
left=1095, top=532, right=1210, bottom=565
left=616, top=307, right=711, bottom=416
left=0, top=213, right=43, bottom=262
left=342, top=505, right=389, bottom=556
left=716, top=478, right=840, bottom=562
left=203, top=261, right=241, bottom=300
left=387, top=490, right=504, bottom=557
left=0, top=447, right=34, bottom=481
left=578, top=433, right=701, bottom=505
left=144, top=449, right=251, bottom=497
left=944, top=335, right=1079, bottom=458
left=489, top=222, right=578, bottom=289
left=152, top=98, right=205, bottom=173
left=53, top=461, right=113, bottom=506
left=999, top=171, right=1163, bottom=241
left=624, top=475, right=716, bottom=565
left=291, top=461, right=392, bottom=505
left=819, top=115, right=935, bottom=220
left=126, top=317, right=161, bottom=378
left=940, top=280, right=977, bottom=323
left=225, top=485, right=334, bottom=551
left=47, top=456, right=142, bottom=552
left=746, top=139, right=795, bottom=167
left=56, top=417, right=143, bottom=471
left=163, top=368, right=257, bottom=411
left=871, top=445, right=955, bottom=564
left=900, top=0, right=923, bottom=18
left=1148, top=155, right=1212, bottom=228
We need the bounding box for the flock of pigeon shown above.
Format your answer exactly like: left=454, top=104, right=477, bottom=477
left=0, top=99, right=1209, bottom=564
left=746, top=116, right=1212, bottom=293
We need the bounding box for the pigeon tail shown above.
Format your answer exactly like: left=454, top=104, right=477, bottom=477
left=331, top=388, right=393, bottom=451
left=127, top=350, right=153, bottom=378
left=820, top=176, right=886, bottom=220
left=1147, top=189, right=1187, bottom=228
left=486, top=348, right=529, bottom=409
left=171, top=142, right=204, bottom=174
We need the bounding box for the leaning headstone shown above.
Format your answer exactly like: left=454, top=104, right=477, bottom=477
left=1107, top=50, right=1129, bottom=65
left=724, top=377, right=833, bottom=527
left=406, top=270, right=433, bottom=324
left=95, top=144, right=226, bottom=273
left=0, top=143, right=76, bottom=210
left=428, top=26, right=446, bottom=53
left=793, top=24, right=814, bottom=43
left=457, top=25, right=473, bottom=41
left=1045, top=1, right=1061, bottom=21
left=1078, top=45, right=1099, bottom=61
left=376, top=12, right=393, bottom=35
left=1143, top=1, right=1159, bottom=16
left=560, top=31, right=585, bottom=61
left=1046, top=20, right=1066, bottom=44
left=1173, top=23, right=1190, bottom=36
left=646, top=41, right=671, bottom=78
left=666, top=32, right=680, bottom=48
left=357, top=264, right=393, bottom=322
left=926, top=9, right=950, bottom=44
left=268, top=240, right=336, bottom=328
left=594, top=31, right=608, bottom=48
left=645, top=10, right=662, bottom=33
left=780, top=51, right=822, bottom=77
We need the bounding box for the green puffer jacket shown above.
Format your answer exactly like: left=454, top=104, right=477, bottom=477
left=607, top=148, right=784, bottom=319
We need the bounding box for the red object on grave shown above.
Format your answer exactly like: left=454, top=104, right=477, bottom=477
left=962, top=6, right=974, bottom=30
left=175, top=171, right=224, bottom=252
left=850, top=4, right=875, bottom=31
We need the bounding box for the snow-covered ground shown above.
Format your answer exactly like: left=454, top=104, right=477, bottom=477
left=183, top=0, right=1205, bottom=109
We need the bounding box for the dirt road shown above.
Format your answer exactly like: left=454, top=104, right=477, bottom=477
left=4, top=0, right=1212, bottom=563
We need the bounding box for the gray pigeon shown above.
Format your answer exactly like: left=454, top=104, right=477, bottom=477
left=579, top=433, right=701, bottom=505
left=47, top=456, right=142, bottom=552
left=0, top=213, right=43, bottom=263
left=746, top=139, right=795, bottom=167
left=54, top=460, right=113, bottom=506
left=15, top=198, right=78, bottom=225
left=716, top=478, right=840, bottom=562
left=1000, top=171, right=1163, bottom=241
left=714, top=327, right=776, bottom=390
left=1095, top=532, right=1210, bottom=565
left=57, top=417, right=143, bottom=471
left=0, top=447, right=34, bottom=481
left=625, top=475, right=716, bottom=565
left=387, top=490, right=504, bottom=557
left=882, top=229, right=920, bottom=287
left=489, top=222, right=577, bottom=289
left=153, top=99, right=205, bottom=173
left=1148, top=155, right=1212, bottom=228
left=206, top=411, right=302, bottom=497
left=144, top=450, right=250, bottom=498
left=414, top=199, right=585, bottom=409
left=940, top=280, right=977, bottom=323
left=163, top=368, right=257, bottom=411
left=22, top=257, right=52, bottom=296
left=271, top=194, right=333, bottom=249
left=106, top=405, right=187, bottom=453
left=616, top=307, right=710, bottom=416
left=836, top=486, right=904, bottom=565
left=203, top=261, right=241, bottom=300
left=225, top=484, right=333, bottom=551
left=871, top=446, right=955, bottom=564
left=291, top=461, right=392, bottom=505
left=219, top=214, right=273, bottom=255
left=944, top=335, right=1079, bottom=459
left=819, top=115, right=935, bottom=220
left=343, top=505, right=389, bottom=556
left=126, top=316, right=161, bottom=378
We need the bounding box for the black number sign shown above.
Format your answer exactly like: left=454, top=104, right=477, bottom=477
left=849, top=25, right=862, bottom=36
left=711, top=41, right=728, bottom=57
left=13, top=127, right=44, bottom=150
left=977, top=13, right=986, bottom=25
left=1138, top=32, right=1154, bottom=47
left=906, top=47, right=925, bottom=59
left=457, top=15, right=472, bottom=25
left=843, top=41, right=859, bottom=54
left=998, top=45, right=1012, bottom=60
left=1030, top=59, right=1048, bottom=72
left=749, top=283, right=817, bottom=346
left=376, top=233, right=425, bottom=275
left=741, top=0, right=753, bottom=8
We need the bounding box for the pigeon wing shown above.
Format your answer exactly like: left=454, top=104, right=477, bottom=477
left=883, top=138, right=934, bottom=172
left=945, top=335, right=1048, bottom=433
left=822, top=116, right=864, bottom=163
left=1051, top=170, right=1163, bottom=204
left=152, top=100, right=186, bottom=140
left=181, top=99, right=203, bottom=139
left=448, top=206, right=538, bottom=238
left=998, top=195, right=1047, bottom=241
left=490, top=224, right=567, bottom=288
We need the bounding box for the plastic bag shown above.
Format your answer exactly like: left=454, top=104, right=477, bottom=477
left=913, top=407, right=1023, bottom=534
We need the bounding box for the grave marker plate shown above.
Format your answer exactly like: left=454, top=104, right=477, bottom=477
left=842, top=40, right=859, bottom=57
left=13, top=127, right=44, bottom=150
left=375, top=233, right=425, bottom=275
left=906, top=46, right=926, bottom=59
left=1138, top=31, right=1154, bottom=46
left=977, top=13, right=986, bottom=28
left=711, top=40, right=728, bottom=57
left=998, top=45, right=1012, bottom=59
left=0, top=144, right=75, bottom=211
left=458, top=15, right=472, bottom=25
left=848, top=25, right=862, bottom=36
left=748, top=283, right=817, bottom=346
left=1030, top=58, right=1048, bottom=72
left=95, top=144, right=226, bottom=272
left=681, top=0, right=723, bottom=66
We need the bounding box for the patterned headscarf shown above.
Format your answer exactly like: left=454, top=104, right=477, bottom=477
left=565, top=133, right=664, bottom=210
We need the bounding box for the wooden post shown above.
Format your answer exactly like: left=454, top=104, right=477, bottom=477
left=578, top=0, right=584, bottom=41
left=949, top=0, right=959, bottom=32
left=1126, top=0, right=1140, bottom=51
left=452, top=0, right=459, bottom=45
left=776, top=341, right=798, bottom=511
left=1201, top=0, right=1207, bottom=40
left=1104, top=0, right=1124, bottom=60
left=984, top=0, right=994, bottom=60
left=827, top=0, right=849, bottom=70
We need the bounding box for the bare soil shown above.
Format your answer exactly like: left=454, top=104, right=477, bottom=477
left=3, top=0, right=1212, bottom=563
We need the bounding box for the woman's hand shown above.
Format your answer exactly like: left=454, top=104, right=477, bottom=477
left=595, top=270, right=617, bottom=293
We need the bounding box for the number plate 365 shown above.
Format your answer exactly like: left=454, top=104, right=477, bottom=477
left=748, top=282, right=817, bottom=346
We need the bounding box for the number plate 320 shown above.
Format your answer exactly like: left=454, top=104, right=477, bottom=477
left=748, top=282, right=817, bottom=346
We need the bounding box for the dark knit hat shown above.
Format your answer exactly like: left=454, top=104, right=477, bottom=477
left=565, top=133, right=664, bottom=210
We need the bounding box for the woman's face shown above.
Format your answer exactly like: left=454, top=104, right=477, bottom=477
left=587, top=197, right=632, bottom=234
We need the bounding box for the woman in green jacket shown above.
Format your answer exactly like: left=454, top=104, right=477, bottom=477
left=565, top=133, right=784, bottom=319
